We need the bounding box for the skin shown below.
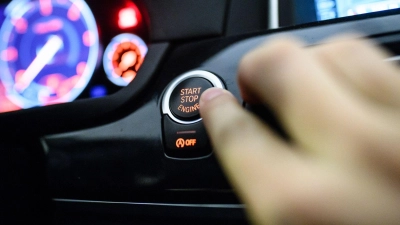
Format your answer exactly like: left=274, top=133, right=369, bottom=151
left=199, top=36, right=400, bottom=224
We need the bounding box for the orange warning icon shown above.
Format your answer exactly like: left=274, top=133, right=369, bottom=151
left=176, top=138, right=185, bottom=148
left=176, top=138, right=197, bottom=148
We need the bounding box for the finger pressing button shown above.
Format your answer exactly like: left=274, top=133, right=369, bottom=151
left=169, top=78, right=213, bottom=121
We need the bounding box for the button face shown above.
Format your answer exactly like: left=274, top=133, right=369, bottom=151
left=169, top=78, right=213, bottom=121
left=163, top=115, right=211, bottom=158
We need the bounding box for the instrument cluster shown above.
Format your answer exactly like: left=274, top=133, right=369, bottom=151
left=0, top=0, right=149, bottom=113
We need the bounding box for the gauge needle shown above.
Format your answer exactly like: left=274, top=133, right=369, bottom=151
left=15, top=35, right=63, bottom=92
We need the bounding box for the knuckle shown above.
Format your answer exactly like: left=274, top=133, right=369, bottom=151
left=238, top=38, right=303, bottom=85
left=318, top=38, right=373, bottom=60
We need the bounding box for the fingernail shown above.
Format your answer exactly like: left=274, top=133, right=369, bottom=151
left=201, top=87, right=225, bottom=103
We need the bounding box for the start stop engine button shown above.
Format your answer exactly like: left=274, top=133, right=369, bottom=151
left=162, top=70, right=225, bottom=124
left=162, top=70, right=225, bottom=158
left=169, top=78, right=212, bottom=121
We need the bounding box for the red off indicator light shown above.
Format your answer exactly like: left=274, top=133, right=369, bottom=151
left=118, top=4, right=141, bottom=29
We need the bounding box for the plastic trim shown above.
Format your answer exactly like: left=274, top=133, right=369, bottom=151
left=54, top=198, right=244, bottom=209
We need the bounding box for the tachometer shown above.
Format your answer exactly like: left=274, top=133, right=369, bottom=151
left=0, top=0, right=99, bottom=108
left=103, top=33, right=147, bottom=86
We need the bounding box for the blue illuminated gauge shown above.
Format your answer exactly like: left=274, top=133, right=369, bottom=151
left=103, top=33, right=147, bottom=86
left=0, top=0, right=99, bottom=108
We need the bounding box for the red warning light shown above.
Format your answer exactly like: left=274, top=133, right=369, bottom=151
left=118, top=4, right=141, bottom=29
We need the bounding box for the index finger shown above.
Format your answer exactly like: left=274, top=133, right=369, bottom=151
left=199, top=87, right=302, bottom=222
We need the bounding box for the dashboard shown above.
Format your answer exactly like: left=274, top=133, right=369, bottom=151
left=2, top=0, right=400, bottom=224
left=0, top=0, right=149, bottom=113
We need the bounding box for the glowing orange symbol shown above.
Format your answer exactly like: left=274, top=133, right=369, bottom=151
left=176, top=138, right=185, bottom=148
left=176, top=138, right=197, bottom=148
left=186, top=139, right=197, bottom=147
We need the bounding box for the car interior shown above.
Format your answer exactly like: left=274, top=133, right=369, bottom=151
left=1, top=0, right=400, bottom=224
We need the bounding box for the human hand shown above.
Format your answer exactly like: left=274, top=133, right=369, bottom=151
left=199, top=36, right=400, bottom=224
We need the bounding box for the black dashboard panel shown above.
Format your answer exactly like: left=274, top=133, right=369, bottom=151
left=42, top=11, right=400, bottom=224
left=225, top=0, right=268, bottom=36
left=3, top=1, right=400, bottom=225
left=142, top=0, right=227, bottom=41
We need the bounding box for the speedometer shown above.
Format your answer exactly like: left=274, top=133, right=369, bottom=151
left=0, top=0, right=99, bottom=108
